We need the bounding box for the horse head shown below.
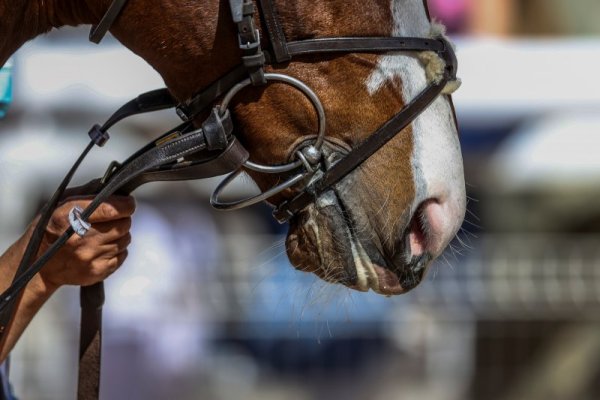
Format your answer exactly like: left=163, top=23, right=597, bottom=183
left=35, top=0, right=466, bottom=295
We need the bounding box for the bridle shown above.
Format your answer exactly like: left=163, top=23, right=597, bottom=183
left=0, top=0, right=459, bottom=399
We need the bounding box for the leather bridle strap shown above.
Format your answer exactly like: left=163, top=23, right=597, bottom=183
left=89, top=0, right=129, bottom=44
left=0, top=104, right=247, bottom=400
left=286, top=37, right=445, bottom=55
left=0, top=87, right=179, bottom=350
left=257, top=0, right=291, bottom=62
left=176, top=37, right=449, bottom=122
left=0, top=128, right=238, bottom=312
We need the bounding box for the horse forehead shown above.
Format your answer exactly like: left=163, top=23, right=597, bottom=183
left=390, top=0, right=432, bottom=37
left=363, top=0, right=432, bottom=96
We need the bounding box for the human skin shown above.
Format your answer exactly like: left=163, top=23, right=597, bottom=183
left=0, top=195, right=135, bottom=361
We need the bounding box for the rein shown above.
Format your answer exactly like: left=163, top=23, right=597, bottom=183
left=0, top=1, right=458, bottom=399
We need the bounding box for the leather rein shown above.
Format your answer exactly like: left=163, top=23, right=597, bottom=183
left=0, top=0, right=459, bottom=399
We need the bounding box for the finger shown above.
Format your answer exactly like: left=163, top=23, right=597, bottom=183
left=106, top=250, right=129, bottom=276
left=87, top=196, right=136, bottom=223
left=48, top=196, right=98, bottom=234
left=59, top=196, right=136, bottom=224
left=91, top=218, right=132, bottom=242
left=99, top=233, right=132, bottom=258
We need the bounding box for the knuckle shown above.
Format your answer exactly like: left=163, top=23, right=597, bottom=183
left=117, top=250, right=129, bottom=265
left=47, top=213, right=67, bottom=235
left=97, top=196, right=136, bottom=220
left=119, top=233, right=132, bottom=248
left=110, top=257, right=121, bottom=271
left=95, top=216, right=131, bottom=238
left=121, top=217, right=132, bottom=233
left=90, top=259, right=107, bottom=277
left=95, top=203, right=119, bottom=220
left=124, top=232, right=132, bottom=246
left=122, top=196, right=136, bottom=215
left=113, top=218, right=132, bottom=237
left=107, top=253, right=125, bottom=274
left=66, top=235, right=83, bottom=248
left=74, top=248, right=94, bottom=265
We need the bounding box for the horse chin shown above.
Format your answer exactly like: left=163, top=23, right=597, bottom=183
left=285, top=191, right=432, bottom=296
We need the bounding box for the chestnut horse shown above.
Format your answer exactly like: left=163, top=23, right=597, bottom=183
left=0, top=0, right=464, bottom=294
left=1, top=0, right=465, bottom=397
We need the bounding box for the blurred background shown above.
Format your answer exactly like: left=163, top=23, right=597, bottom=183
left=1, top=0, right=600, bottom=399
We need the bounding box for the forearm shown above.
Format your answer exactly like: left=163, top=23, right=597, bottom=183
left=0, top=230, right=57, bottom=362
left=0, top=194, right=134, bottom=362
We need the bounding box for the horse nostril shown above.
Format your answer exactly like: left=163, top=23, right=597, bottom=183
left=402, top=198, right=463, bottom=259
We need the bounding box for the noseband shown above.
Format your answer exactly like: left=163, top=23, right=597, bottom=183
left=0, top=1, right=459, bottom=399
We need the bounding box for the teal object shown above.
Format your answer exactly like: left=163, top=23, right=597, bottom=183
left=0, top=58, right=13, bottom=119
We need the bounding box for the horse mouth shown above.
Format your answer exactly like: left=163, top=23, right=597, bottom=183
left=287, top=193, right=437, bottom=296
left=347, top=202, right=434, bottom=296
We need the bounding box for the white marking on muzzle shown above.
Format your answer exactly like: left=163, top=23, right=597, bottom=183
left=365, top=0, right=466, bottom=241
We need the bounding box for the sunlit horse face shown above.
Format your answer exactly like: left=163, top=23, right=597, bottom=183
left=107, top=0, right=466, bottom=295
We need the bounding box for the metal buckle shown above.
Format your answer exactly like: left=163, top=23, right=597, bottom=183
left=238, top=29, right=261, bottom=50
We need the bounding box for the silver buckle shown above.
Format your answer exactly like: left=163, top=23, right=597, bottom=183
left=238, top=29, right=261, bottom=50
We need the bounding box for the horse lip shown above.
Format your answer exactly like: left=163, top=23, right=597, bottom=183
left=353, top=204, right=434, bottom=295
left=302, top=188, right=433, bottom=295
left=324, top=188, right=432, bottom=295
left=397, top=253, right=432, bottom=290
left=347, top=226, right=431, bottom=295
left=368, top=253, right=430, bottom=295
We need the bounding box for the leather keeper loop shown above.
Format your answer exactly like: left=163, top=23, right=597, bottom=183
left=242, top=52, right=266, bottom=68
left=249, top=68, right=267, bottom=86
left=88, top=124, right=110, bottom=147
left=202, top=108, right=233, bottom=151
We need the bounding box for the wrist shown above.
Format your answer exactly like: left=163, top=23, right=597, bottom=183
left=25, top=274, right=59, bottom=302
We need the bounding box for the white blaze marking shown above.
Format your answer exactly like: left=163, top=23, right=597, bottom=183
left=365, top=0, right=465, bottom=238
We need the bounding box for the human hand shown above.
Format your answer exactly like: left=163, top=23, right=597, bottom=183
left=29, top=195, right=136, bottom=291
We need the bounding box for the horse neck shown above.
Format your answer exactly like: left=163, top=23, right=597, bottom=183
left=0, top=0, right=238, bottom=101
left=0, top=0, right=101, bottom=66
left=100, top=0, right=430, bottom=101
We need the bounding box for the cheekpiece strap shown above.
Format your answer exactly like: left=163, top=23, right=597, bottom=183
left=232, top=0, right=266, bottom=85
